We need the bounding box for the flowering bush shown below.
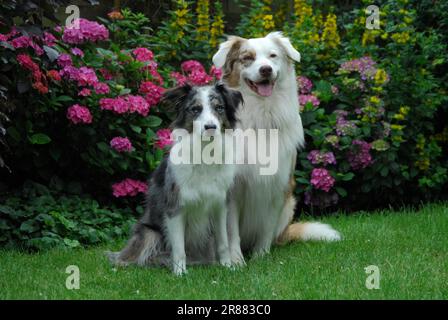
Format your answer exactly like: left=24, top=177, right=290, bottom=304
left=0, top=12, right=176, bottom=200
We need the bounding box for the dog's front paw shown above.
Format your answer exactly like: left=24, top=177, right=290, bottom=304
left=172, top=260, right=187, bottom=276
left=230, top=246, right=246, bottom=267
left=219, top=256, right=233, bottom=268
left=252, top=246, right=270, bottom=259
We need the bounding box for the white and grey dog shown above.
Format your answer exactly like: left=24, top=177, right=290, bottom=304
left=213, top=32, right=341, bottom=264
left=109, top=83, right=243, bottom=275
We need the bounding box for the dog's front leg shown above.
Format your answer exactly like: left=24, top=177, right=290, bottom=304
left=166, top=213, right=187, bottom=276
left=215, top=204, right=232, bottom=268
left=227, top=198, right=245, bottom=266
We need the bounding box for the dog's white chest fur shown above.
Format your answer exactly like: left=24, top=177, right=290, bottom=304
left=171, top=161, right=235, bottom=205
left=169, top=151, right=235, bottom=249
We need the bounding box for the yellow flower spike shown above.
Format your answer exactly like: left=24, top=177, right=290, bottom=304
left=391, top=124, right=405, bottom=131
left=195, top=0, right=210, bottom=41
left=294, top=0, right=313, bottom=27
left=374, top=69, right=388, bottom=85
left=210, top=1, right=224, bottom=48
left=370, top=96, right=381, bottom=104
left=321, top=13, right=340, bottom=49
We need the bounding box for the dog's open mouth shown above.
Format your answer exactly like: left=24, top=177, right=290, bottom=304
left=245, top=78, right=275, bottom=97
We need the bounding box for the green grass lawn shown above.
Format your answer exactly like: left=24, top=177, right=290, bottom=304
left=1, top=204, right=447, bottom=300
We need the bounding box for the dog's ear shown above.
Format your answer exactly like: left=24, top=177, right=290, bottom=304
left=215, top=83, right=243, bottom=127
left=212, top=36, right=246, bottom=68
left=215, top=83, right=243, bottom=110
left=267, top=32, right=301, bottom=63
left=160, top=84, right=192, bottom=113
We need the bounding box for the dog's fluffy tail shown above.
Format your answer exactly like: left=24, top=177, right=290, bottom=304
left=107, top=225, right=163, bottom=267
left=277, top=222, right=341, bottom=244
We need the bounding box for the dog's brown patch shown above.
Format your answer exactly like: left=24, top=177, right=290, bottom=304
left=284, top=150, right=297, bottom=199
left=276, top=222, right=308, bottom=244
left=222, top=36, right=246, bottom=88
left=240, top=49, right=256, bottom=67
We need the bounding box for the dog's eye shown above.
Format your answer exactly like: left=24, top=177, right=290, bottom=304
left=190, top=106, right=202, bottom=115
left=242, top=55, right=254, bottom=62
left=215, top=105, right=225, bottom=114
left=270, top=53, right=277, bottom=58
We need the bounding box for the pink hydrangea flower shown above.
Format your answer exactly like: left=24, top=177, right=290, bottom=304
left=139, top=81, right=164, bottom=106
left=338, top=56, right=385, bottom=82
left=172, top=60, right=216, bottom=86
left=181, top=60, right=204, bottom=73
left=170, top=71, right=188, bottom=86
left=11, top=35, right=31, bottom=48
left=110, top=137, right=133, bottom=153
left=62, top=18, right=109, bottom=44
left=133, top=47, right=154, bottom=62
left=112, top=179, right=148, bottom=197
left=43, top=32, right=57, bottom=46
left=29, top=41, right=44, bottom=55
left=297, top=76, right=313, bottom=94
left=99, top=68, right=114, bottom=80
left=140, top=61, right=164, bottom=85
left=17, top=54, right=39, bottom=72
left=66, top=104, right=93, bottom=124
left=189, top=69, right=213, bottom=85
left=307, top=150, right=336, bottom=166
left=99, top=97, right=129, bottom=114
left=71, top=47, right=84, bottom=57
left=347, top=140, right=373, bottom=170
left=78, top=88, right=91, bottom=97
left=76, top=67, right=98, bottom=87
left=57, top=53, right=72, bottom=68
left=59, top=65, right=79, bottom=81
left=126, top=95, right=150, bottom=116
left=299, top=94, right=320, bottom=107
left=209, top=66, right=222, bottom=80
left=310, top=168, right=335, bottom=192
left=94, top=82, right=110, bottom=95
left=155, top=129, right=173, bottom=149
left=0, top=34, right=8, bottom=42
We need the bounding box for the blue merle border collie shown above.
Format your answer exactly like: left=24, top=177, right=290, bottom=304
left=108, top=83, right=243, bottom=275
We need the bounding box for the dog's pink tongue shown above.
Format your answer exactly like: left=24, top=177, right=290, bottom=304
left=256, top=83, right=273, bottom=97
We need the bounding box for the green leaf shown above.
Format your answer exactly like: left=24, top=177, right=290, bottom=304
left=97, top=142, right=110, bottom=153
left=29, top=133, right=51, bottom=145
left=119, top=88, right=131, bottom=95
left=56, top=95, right=74, bottom=102
left=335, top=187, right=347, bottom=197
left=341, top=172, right=355, bottom=181
left=146, top=116, right=162, bottom=127
left=63, top=238, right=80, bottom=248
left=130, top=125, right=142, bottom=134
left=20, top=220, right=39, bottom=233
left=296, top=177, right=310, bottom=185
left=7, top=126, right=21, bottom=142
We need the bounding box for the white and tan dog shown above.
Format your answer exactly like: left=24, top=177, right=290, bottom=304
left=213, top=32, right=341, bottom=264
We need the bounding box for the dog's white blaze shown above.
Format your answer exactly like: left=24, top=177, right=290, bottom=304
left=194, top=87, right=220, bottom=134
left=242, top=38, right=279, bottom=83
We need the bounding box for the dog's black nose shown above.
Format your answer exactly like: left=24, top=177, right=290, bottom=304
left=204, top=124, right=217, bottom=130
left=259, top=65, right=273, bottom=77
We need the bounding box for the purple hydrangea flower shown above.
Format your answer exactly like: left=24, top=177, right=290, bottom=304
left=347, top=140, right=373, bottom=170
left=307, top=150, right=337, bottom=166
left=310, top=168, right=335, bottom=192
